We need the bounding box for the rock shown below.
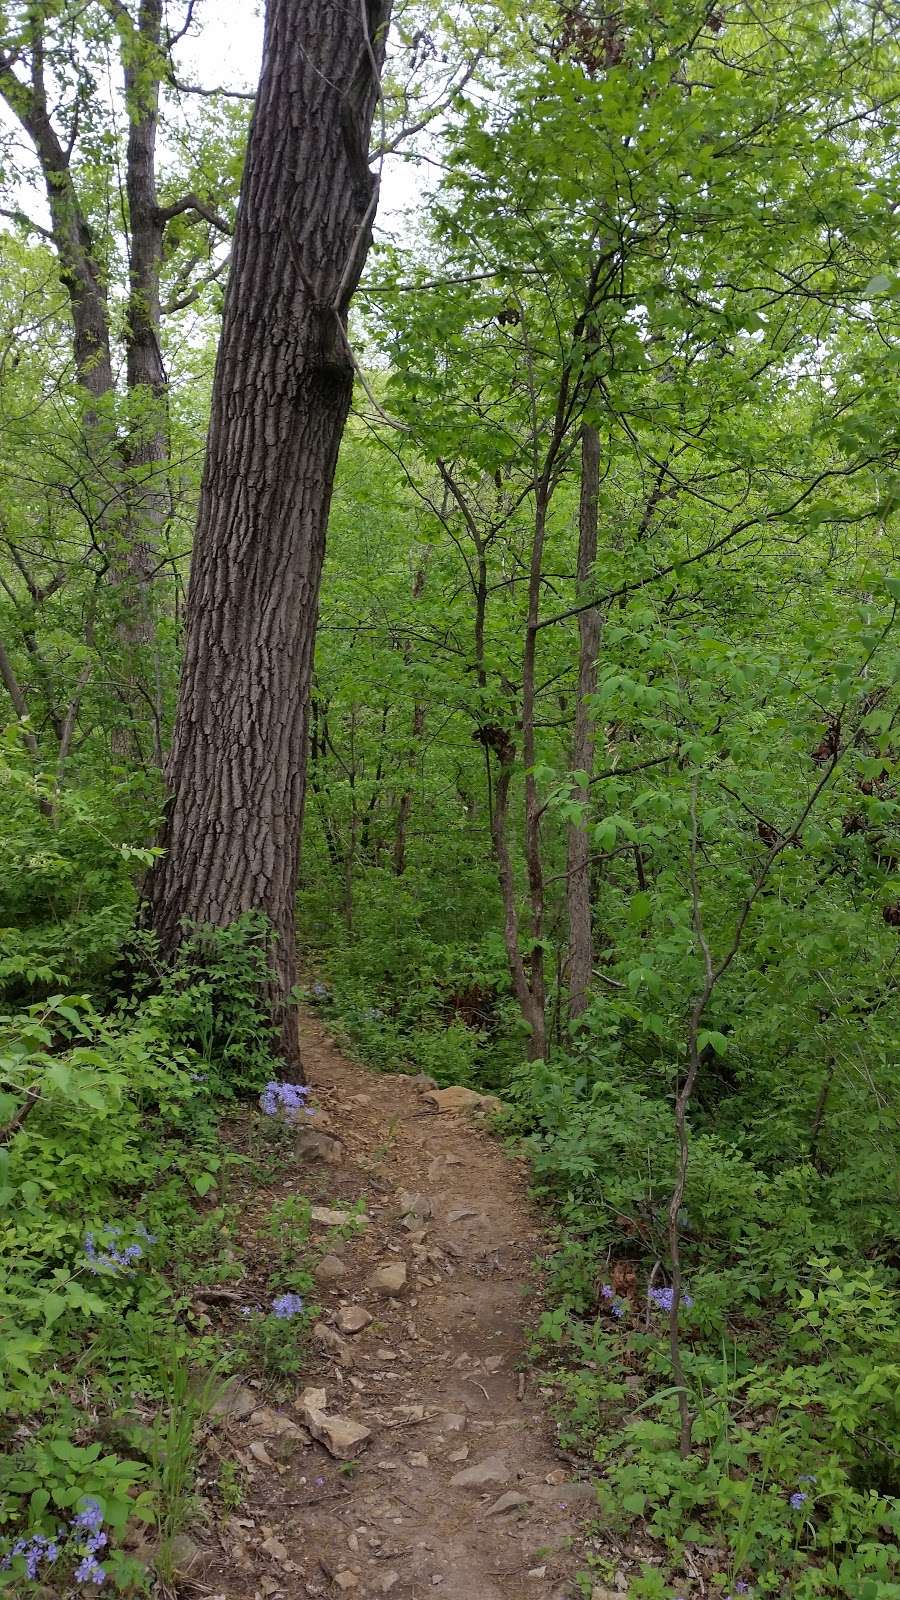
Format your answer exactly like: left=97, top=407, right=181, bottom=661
left=446, top=1206, right=480, bottom=1223
left=376, top=1347, right=398, bottom=1361
left=293, top=1128, right=344, bottom=1165
left=397, top=1189, right=433, bottom=1227
left=311, top=1205, right=364, bottom=1227
left=248, top=1408, right=309, bottom=1461
left=380, top=1575, right=400, bottom=1594
left=351, top=1093, right=372, bottom=1106
left=484, top=1490, right=529, bottom=1516
left=483, top=1355, right=503, bottom=1373
left=443, top=1412, right=467, bottom=1431
left=447, top=1445, right=468, bottom=1463
left=249, top=1408, right=305, bottom=1438
left=315, top=1253, right=349, bottom=1285
left=208, top=1377, right=257, bottom=1422
left=527, top=1568, right=547, bottom=1580
left=591, top=1589, right=619, bottom=1600
left=267, top=1427, right=310, bottom=1463
left=261, top=1535, right=290, bottom=1564
left=534, top=1479, right=596, bottom=1505
left=450, top=1454, right=509, bottom=1488
left=297, top=1387, right=371, bottom=1460
left=408, top=1451, right=429, bottom=1468
left=167, top=1534, right=208, bottom=1577
left=314, top=1322, right=354, bottom=1365
left=334, top=1573, right=359, bottom=1592
left=423, top=1085, right=501, bottom=1115
left=369, top=1261, right=407, bottom=1297
left=337, top=1305, right=373, bottom=1335
left=411, top=1073, right=438, bottom=1090
left=248, top=1439, right=275, bottom=1467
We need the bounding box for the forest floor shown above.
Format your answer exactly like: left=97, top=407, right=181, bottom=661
left=183, top=1015, right=597, bottom=1600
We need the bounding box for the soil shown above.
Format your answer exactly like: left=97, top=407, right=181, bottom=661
left=186, top=1016, right=595, bottom=1600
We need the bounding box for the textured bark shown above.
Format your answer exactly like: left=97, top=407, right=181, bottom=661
left=144, top=0, right=393, bottom=1070
left=567, top=424, right=602, bottom=1020
left=117, top=0, right=168, bottom=762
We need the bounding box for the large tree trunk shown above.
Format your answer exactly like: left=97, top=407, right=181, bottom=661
left=567, top=423, right=602, bottom=1020
left=144, top=0, right=393, bottom=1071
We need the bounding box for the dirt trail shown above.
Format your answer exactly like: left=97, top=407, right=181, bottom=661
left=197, top=1017, right=593, bottom=1600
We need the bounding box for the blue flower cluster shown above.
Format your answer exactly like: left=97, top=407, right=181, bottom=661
left=600, top=1283, right=627, bottom=1318
left=84, top=1223, right=155, bottom=1274
left=0, top=1533, right=60, bottom=1580
left=648, top=1284, right=694, bottom=1312
left=272, top=1292, right=304, bottom=1319
left=787, top=1473, right=817, bottom=1510
left=260, top=1081, right=312, bottom=1116
left=1, top=1496, right=108, bottom=1587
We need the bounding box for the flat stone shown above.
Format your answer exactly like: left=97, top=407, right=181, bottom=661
left=311, top=1205, right=365, bottom=1227
left=443, top=1412, right=467, bottom=1431
left=397, top=1189, right=433, bottom=1227
left=369, top=1261, right=407, bottom=1297
left=423, top=1086, right=500, bottom=1115
left=249, top=1408, right=306, bottom=1438
left=297, top=1387, right=371, bottom=1460
left=167, top=1534, right=208, bottom=1577
left=450, top=1454, right=510, bottom=1488
left=293, top=1128, right=344, bottom=1166
left=261, top=1535, right=289, bottom=1564
left=208, top=1377, right=257, bottom=1422
left=315, top=1253, right=348, bottom=1285
left=484, top=1490, right=529, bottom=1516
left=313, top=1322, right=354, bottom=1365
left=334, top=1573, right=359, bottom=1592
left=337, top=1305, right=373, bottom=1335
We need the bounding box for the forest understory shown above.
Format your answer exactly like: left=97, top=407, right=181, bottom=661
left=2, top=0, right=900, bottom=1597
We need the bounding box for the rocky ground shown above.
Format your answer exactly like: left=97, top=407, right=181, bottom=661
left=175, top=1015, right=605, bottom=1600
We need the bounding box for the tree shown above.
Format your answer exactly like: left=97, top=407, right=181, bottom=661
left=144, top=0, right=393, bottom=1070
left=0, top=0, right=241, bottom=763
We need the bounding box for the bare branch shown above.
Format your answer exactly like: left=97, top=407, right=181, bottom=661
left=155, top=193, right=233, bottom=235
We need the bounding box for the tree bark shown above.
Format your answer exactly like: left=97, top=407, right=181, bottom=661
left=117, top=0, right=168, bottom=763
left=567, top=423, right=602, bottom=1020
left=144, top=0, right=393, bottom=1071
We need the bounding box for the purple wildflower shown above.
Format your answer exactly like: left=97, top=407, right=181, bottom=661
left=735, top=1584, right=751, bottom=1595
left=790, top=1491, right=808, bottom=1509
left=261, top=1081, right=310, bottom=1116
left=74, top=1551, right=106, bottom=1584
left=84, top=1227, right=148, bottom=1274
left=600, top=1284, right=615, bottom=1300
left=72, top=1499, right=104, bottom=1536
left=1, top=1534, right=60, bottom=1580
left=612, top=1300, right=626, bottom=1319
left=648, top=1284, right=694, bottom=1313
left=272, top=1292, right=304, bottom=1319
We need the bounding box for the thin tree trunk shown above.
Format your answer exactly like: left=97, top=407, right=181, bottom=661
left=567, top=423, right=602, bottom=1020
left=393, top=551, right=430, bottom=875
left=117, top=0, right=168, bottom=763
left=144, top=0, right=393, bottom=1071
